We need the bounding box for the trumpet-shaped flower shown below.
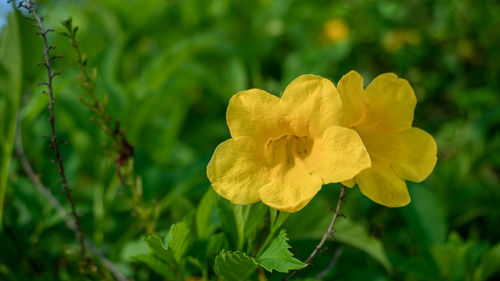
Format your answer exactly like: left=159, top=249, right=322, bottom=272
left=337, top=71, right=437, bottom=207
left=207, top=75, right=371, bottom=212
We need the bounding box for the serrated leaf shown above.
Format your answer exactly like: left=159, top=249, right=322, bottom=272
left=164, top=220, right=193, bottom=262
left=214, top=250, right=258, bottom=281
left=140, top=234, right=184, bottom=279
left=256, top=229, right=306, bottom=273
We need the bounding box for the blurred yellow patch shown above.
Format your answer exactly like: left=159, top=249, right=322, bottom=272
left=323, top=18, right=349, bottom=43
left=382, top=29, right=421, bottom=52
left=207, top=75, right=370, bottom=212
left=337, top=71, right=437, bottom=207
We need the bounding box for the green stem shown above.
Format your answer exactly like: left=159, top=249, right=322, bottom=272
left=256, top=210, right=290, bottom=257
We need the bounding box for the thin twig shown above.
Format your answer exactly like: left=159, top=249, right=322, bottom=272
left=16, top=0, right=89, bottom=267
left=15, top=98, right=129, bottom=281
left=61, top=18, right=158, bottom=233
left=284, top=186, right=346, bottom=281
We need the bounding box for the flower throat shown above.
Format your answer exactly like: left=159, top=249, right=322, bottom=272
left=265, top=135, right=313, bottom=168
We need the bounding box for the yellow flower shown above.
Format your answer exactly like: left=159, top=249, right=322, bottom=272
left=337, top=71, right=437, bottom=207
left=207, top=75, right=371, bottom=212
left=323, top=18, right=349, bottom=43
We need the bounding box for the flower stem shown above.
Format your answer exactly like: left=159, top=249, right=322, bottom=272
left=284, top=186, right=346, bottom=281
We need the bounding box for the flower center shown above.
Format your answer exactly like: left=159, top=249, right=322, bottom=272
left=264, top=135, right=313, bottom=168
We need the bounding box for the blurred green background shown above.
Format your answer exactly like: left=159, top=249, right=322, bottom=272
left=1, top=0, right=499, bottom=280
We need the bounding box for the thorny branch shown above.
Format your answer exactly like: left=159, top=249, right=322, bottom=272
left=61, top=18, right=159, bottom=233
left=60, top=18, right=134, bottom=177
left=284, top=186, right=347, bottom=281
left=12, top=0, right=90, bottom=268
left=15, top=98, right=129, bottom=281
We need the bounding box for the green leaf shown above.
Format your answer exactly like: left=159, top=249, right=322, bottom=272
left=473, top=243, right=500, bottom=281
left=0, top=8, right=22, bottom=227
left=233, top=203, right=268, bottom=251
left=214, top=250, right=258, bottom=281
left=256, top=229, right=306, bottom=273
left=216, top=197, right=238, bottom=248
left=242, top=203, right=268, bottom=241
left=207, top=232, right=229, bottom=260
left=164, top=220, right=193, bottom=262
left=121, top=239, right=150, bottom=260
left=430, top=232, right=476, bottom=280
left=335, top=218, right=393, bottom=272
left=402, top=183, right=446, bottom=246
left=139, top=234, right=183, bottom=280
left=129, top=222, right=192, bottom=280
left=133, top=253, right=179, bottom=279
left=196, top=187, right=217, bottom=239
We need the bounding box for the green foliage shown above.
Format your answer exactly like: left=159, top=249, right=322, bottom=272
left=214, top=250, right=258, bottom=281
left=0, top=8, right=21, bottom=227
left=0, top=0, right=499, bottom=280
left=335, top=218, right=392, bottom=272
left=195, top=188, right=217, bottom=239
left=126, top=220, right=194, bottom=280
left=164, top=220, right=193, bottom=263
left=233, top=203, right=268, bottom=252
left=134, top=235, right=183, bottom=280
left=256, top=229, right=306, bottom=273
left=474, top=243, right=500, bottom=281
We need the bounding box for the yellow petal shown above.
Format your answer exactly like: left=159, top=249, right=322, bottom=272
left=337, top=71, right=365, bottom=127
left=307, top=126, right=371, bottom=183
left=280, top=74, right=342, bottom=137
left=226, top=89, right=285, bottom=141
left=392, top=128, right=437, bottom=182
left=260, top=163, right=322, bottom=212
left=356, top=167, right=410, bottom=207
left=342, top=178, right=356, bottom=188
left=207, top=137, right=269, bottom=204
left=355, top=126, right=401, bottom=167
left=364, top=73, right=417, bottom=132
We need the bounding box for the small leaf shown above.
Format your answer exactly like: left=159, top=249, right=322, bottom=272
left=473, top=243, right=500, bottom=281
left=143, top=235, right=177, bottom=265
left=164, top=220, right=193, bottom=262
left=214, top=250, right=258, bottom=281
left=196, top=188, right=217, bottom=239
left=256, top=229, right=306, bottom=273
left=207, top=233, right=229, bottom=259
left=121, top=240, right=149, bottom=260
left=134, top=253, right=179, bottom=279
left=139, top=234, right=183, bottom=279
